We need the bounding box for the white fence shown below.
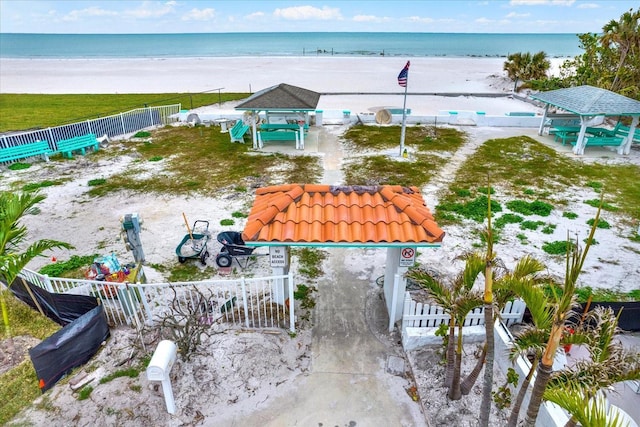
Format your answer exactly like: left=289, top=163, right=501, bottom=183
left=402, top=292, right=526, bottom=330
left=18, top=268, right=295, bottom=333
left=0, top=104, right=181, bottom=162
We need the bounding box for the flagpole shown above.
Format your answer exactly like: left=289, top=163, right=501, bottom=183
left=400, top=78, right=408, bottom=157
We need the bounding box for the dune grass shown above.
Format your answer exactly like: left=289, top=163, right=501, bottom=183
left=0, top=93, right=248, bottom=133
left=342, top=125, right=465, bottom=187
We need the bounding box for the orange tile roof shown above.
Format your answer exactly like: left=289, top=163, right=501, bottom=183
left=242, top=184, right=445, bottom=246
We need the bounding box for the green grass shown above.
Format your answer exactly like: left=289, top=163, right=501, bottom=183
left=563, top=211, right=579, bottom=219
left=8, top=163, right=31, bottom=170
left=38, top=254, right=98, bottom=278
left=587, top=218, right=611, bottom=229
left=0, top=93, right=249, bottom=133
left=435, top=136, right=640, bottom=224
left=437, top=195, right=503, bottom=223
left=220, top=219, right=234, bottom=226
left=584, top=199, right=618, bottom=211
left=575, top=286, right=640, bottom=303
left=82, top=127, right=322, bottom=197
left=342, top=126, right=465, bottom=187
left=22, top=180, right=61, bottom=192
left=99, top=367, right=140, bottom=384
left=505, top=200, right=554, bottom=216
left=0, top=291, right=61, bottom=425
left=494, top=213, right=524, bottom=229
left=87, top=178, right=106, bottom=186
left=292, top=247, right=327, bottom=279
left=542, top=240, right=575, bottom=255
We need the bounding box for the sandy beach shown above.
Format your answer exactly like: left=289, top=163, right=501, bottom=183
left=0, top=56, right=565, bottom=95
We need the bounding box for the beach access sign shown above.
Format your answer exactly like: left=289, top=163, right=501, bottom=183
left=399, top=247, right=416, bottom=267
left=269, top=246, right=288, bottom=268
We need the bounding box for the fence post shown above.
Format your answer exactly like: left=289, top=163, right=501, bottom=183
left=240, top=278, right=250, bottom=328
left=288, top=271, right=295, bottom=333
left=47, top=128, right=55, bottom=146
left=120, top=113, right=126, bottom=134
left=42, top=274, right=54, bottom=293
left=402, top=292, right=412, bottom=331
left=87, top=120, right=92, bottom=135
left=148, top=107, right=154, bottom=127
left=136, top=283, right=154, bottom=325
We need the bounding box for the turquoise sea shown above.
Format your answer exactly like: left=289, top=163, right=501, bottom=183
left=0, top=32, right=583, bottom=59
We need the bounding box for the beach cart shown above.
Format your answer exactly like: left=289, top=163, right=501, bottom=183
left=215, top=231, right=265, bottom=269
left=175, top=220, right=210, bottom=264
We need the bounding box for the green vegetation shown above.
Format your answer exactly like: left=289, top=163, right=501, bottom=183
left=506, top=200, right=554, bottom=216
left=584, top=199, right=618, bottom=211
left=22, top=180, right=61, bottom=192
left=435, top=136, right=640, bottom=225
left=8, top=163, right=31, bottom=171
left=293, top=284, right=317, bottom=310
left=88, top=178, right=106, bottom=186
left=220, top=219, right=234, bottom=226
left=38, top=254, right=98, bottom=278
left=293, top=247, right=327, bottom=279
left=148, top=156, right=163, bottom=162
left=166, top=263, right=213, bottom=282
left=520, top=220, right=544, bottom=231
left=342, top=126, right=465, bottom=187
left=0, top=93, right=249, bottom=133
left=77, top=385, right=94, bottom=401
left=231, top=211, right=248, bottom=218
left=586, top=218, right=611, bottom=229
left=99, top=367, right=140, bottom=384
left=134, top=131, right=151, bottom=138
left=494, top=213, right=524, bottom=229
left=438, top=195, right=503, bottom=223
left=542, top=240, right=575, bottom=255
left=541, top=224, right=556, bottom=235
left=562, top=212, right=578, bottom=220
left=575, top=286, right=640, bottom=303
left=84, top=127, right=322, bottom=196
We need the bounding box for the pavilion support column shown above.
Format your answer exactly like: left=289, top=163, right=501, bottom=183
left=620, top=116, right=638, bottom=155
left=383, top=248, right=409, bottom=332
left=538, top=104, right=550, bottom=135
left=269, top=246, right=290, bottom=305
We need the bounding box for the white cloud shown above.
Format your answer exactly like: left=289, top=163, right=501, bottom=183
left=124, top=1, right=176, bottom=19
left=62, top=7, right=117, bottom=22
left=407, top=16, right=435, bottom=24
left=475, top=17, right=494, bottom=24
left=246, top=11, right=265, bottom=20
left=182, top=8, right=216, bottom=21
left=506, top=12, right=531, bottom=18
left=273, top=5, right=342, bottom=21
left=353, top=14, right=390, bottom=23
left=510, top=0, right=575, bottom=5
left=577, top=3, right=600, bottom=9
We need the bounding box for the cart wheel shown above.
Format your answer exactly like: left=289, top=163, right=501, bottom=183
left=178, top=256, right=186, bottom=264
left=200, top=251, right=209, bottom=265
left=216, top=254, right=232, bottom=268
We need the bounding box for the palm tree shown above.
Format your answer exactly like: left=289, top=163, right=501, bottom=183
left=503, top=51, right=550, bottom=92
left=406, top=255, right=485, bottom=400
left=600, top=8, right=640, bottom=92
left=545, top=307, right=640, bottom=427
left=0, top=191, right=72, bottom=336
left=522, top=207, right=601, bottom=427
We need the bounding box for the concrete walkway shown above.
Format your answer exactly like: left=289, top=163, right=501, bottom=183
left=222, top=127, right=428, bottom=426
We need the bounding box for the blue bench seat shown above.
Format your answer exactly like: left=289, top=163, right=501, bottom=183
left=571, top=136, right=624, bottom=147
left=56, top=134, right=99, bottom=158
left=0, top=140, right=51, bottom=164
left=258, top=131, right=298, bottom=143
left=229, top=121, right=250, bottom=143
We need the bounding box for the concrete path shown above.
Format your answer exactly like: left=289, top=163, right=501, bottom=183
left=223, top=248, right=427, bottom=427
left=221, top=127, right=428, bottom=426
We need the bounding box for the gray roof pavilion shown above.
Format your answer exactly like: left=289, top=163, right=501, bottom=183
left=235, top=83, right=320, bottom=150
left=530, top=85, right=640, bottom=155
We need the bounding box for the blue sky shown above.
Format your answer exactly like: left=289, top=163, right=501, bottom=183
left=0, top=0, right=636, bottom=34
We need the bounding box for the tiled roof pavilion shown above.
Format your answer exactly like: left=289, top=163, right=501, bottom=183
left=242, top=184, right=445, bottom=247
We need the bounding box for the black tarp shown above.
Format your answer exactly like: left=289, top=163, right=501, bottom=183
left=29, top=305, right=110, bottom=392
left=578, top=301, right=640, bottom=332
left=9, top=277, right=98, bottom=326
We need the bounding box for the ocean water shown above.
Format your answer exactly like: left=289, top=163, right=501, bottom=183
left=0, top=32, right=583, bottom=59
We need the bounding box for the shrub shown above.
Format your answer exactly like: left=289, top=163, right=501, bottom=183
left=22, top=180, right=58, bottom=191
left=220, top=219, right=234, bottom=226
left=134, top=131, right=151, bottom=138
left=523, top=188, right=535, bottom=196
left=88, top=178, right=106, bottom=186
left=77, top=385, right=93, bottom=400
left=586, top=181, right=603, bottom=192
left=454, top=188, right=471, bottom=197
left=541, top=224, right=556, bottom=234
left=39, top=254, right=97, bottom=277
left=563, top=211, right=578, bottom=219
left=148, top=156, right=163, bottom=162
left=231, top=211, right=247, bottom=218
left=520, top=220, right=544, bottom=231
left=506, top=200, right=553, bottom=216
left=542, top=240, right=575, bottom=255
left=477, top=186, right=495, bottom=195
left=586, top=218, right=610, bottom=229
left=584, top=199, right=618, bottom=211
left=494, top=213, right=524, bottom=229
left=438, top=195, right=502, bottom=222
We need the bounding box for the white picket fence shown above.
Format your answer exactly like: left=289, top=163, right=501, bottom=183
left=18, top=268, right=295, bottom=333
left=402, top=291, right=526, bottom=330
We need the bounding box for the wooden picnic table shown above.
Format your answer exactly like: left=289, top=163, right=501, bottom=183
left=551, top=126, right=612, bottom=145
left=260, top=123, right=308, bottom=131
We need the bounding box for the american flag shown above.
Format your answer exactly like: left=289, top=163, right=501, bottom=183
left=397, top=61, right=410, bottom=87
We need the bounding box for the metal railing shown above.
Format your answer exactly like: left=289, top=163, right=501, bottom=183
left=0, top=104, right=181, bottom=159
left=18, top=268, right=296, bottom=333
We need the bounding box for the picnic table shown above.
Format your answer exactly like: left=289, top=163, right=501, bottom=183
left=551, top=126, right=613, bottom=146
left=258, top=123, right=308, bottom=150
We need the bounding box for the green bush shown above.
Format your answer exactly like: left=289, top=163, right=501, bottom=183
left=134, top=131, right=151, bottom=138
left=148, top=156, right=163, bottom=162
left=231, top=211, right=247, bottom=218
left=77, top=385, right=93, bottom=400
left=454, top=188, right=471, bottom=197
left=88, top=178, right=106, bottom=186
left=520, top=220, right=544, bottom=231
left=506, top=200, right=553, bottom=216
left=477, top=186, right=495, bottom=195
left=542, top=240, right=575, bottom=255
left=584, top=199, right=618, bottom=211
left=438, top=195, right=502, bottom=222
left=541, top=224, right=556, bottom=234
left=494, top=213, right=524, bottom=229
left=562, top=211, right=578, bottom=219
left=22, top=180, right=59, bottom=191
left=39, top=254, right=97, bottom=277
left=586, top=181, right=603, bottom=192
left=220, top=219, right=234, bottom=226
left=586, top=218, right=610, bottom=229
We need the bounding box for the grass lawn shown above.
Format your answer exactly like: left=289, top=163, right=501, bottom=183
left=0, top=93, right=248, bottom=133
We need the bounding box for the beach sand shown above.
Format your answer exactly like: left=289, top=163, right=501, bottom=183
left=2, top=56, right=639, bottom=426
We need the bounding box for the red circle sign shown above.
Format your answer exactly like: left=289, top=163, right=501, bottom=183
left=402, top=248, right=415, bottom=259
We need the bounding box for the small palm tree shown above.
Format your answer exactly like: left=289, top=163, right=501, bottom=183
left=503, top=51, right=551, bottom=92
left=522, top=205, right=601, bottom=427
left=600, top=8, right=640, bottom=92
left=0, top=191, right=72, bottom=336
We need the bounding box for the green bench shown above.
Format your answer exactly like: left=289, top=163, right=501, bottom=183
left=616, top=124, right=640, bottom=144
left=229, top=121, right=250, bottom=143
left=571, top=136, right=624, bottom=147
left=258, top=131, right=298, bottom=143
left=554, top=131, right=579, bottom=145
left=56, top=134, right=99, bottom=158
left=0, top=140, right=51, bottom=164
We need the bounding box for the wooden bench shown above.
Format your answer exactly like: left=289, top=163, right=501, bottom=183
left=229, top=121, right=250, bottom=143
left=616, top=124, right=640, bottom=144
left=554, top=131, right=579, bottom=145
left=56, top=134, right=99, bottom=158
left=258, top=130, right=298, bottom=144
left=0, top=140, right=51, bottom=164
left=571, top=136, right=624, bottom=147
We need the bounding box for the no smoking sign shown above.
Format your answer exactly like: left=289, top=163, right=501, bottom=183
left=399, top=247, right=416, bottom=267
